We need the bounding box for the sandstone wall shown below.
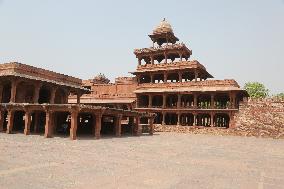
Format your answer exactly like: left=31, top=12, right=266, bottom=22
left=232, top=98, right=284, bottom=138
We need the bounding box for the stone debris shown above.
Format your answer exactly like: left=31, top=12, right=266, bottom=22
left=154, top=98, right=284, bottom=139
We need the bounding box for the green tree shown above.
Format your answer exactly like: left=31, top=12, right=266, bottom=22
left=275, top=92, right=284, bottom=99
left=244, top=82, right=269, bottom=98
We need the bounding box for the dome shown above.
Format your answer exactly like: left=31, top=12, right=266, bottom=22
left=92, top=73, right=110, bottom=84
left=153, top=18, right=173, bottom=34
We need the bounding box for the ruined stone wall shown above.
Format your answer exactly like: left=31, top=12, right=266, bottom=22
left=231, top=98, right=284, bottom=138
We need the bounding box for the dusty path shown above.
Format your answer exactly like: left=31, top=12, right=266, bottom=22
left=0, top=133, right=284, bottom=189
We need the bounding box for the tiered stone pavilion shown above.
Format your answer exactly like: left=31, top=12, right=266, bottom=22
left=131, top=19, right=248, bottom=128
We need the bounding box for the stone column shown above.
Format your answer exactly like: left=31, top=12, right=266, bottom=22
left=76, top=91, right=82, bottom=104
left=162, top=112, right=166, bottom=125
left=115, top=114, right=122, bottom=137
left=163, top=72, right=167, bottom=83
left=162, top=94, right=167, bottom=108
left=149, top=117, right=154, bottom=135
left=164, top=52, right=168, bottom=64
left=44, top=110, right=54, bottom=138
left=0, top=111, right=4, bottom=132
left=33, top=82, right=42, bottom=103
left=10, top=79, right=19, bottom=103
left=194, top=69, right=198, bottom=82
left=70, top=111, right=78, bottom=140
left=210, top=113, right=214, bottom=127
left=138, top=58, right=141, bottom=66
left=211, top=94, right=215, bottom=109
left=6, top=110, right=14, bottom=134
left=177, top=113, right=181, bottom=126
left=24, top=111, right=32, bottom=135
left=134, top=116, right=141, bottom=136
left=177, top=94, right=181, bottom=108
left=178, top=72, right=182, bottom=82
left=193, top=113, right=197, bottom=126
left=95, top=113, right=102, bottom=139
left=193, top=94, right=198, bottom=109
left=148, top=94, right=152, bottom=108
left=150, top=56, right=154, bottom=65
left=50, top=87, right=57, bottom=104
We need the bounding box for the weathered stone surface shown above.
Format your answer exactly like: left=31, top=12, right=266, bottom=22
left=232, top=98, right=284, bottom=139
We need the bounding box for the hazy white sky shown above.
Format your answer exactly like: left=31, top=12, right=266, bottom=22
left=0, top=0, right=283, bottom=94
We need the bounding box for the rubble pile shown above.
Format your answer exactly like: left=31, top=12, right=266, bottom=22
left=154, top=125, right=237, bottom=136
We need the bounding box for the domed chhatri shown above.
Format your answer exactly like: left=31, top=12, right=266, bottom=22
left=92, top=73, right=110, bottom=84
left=149, top=18, right=179, bottom=46
left=153, top=18, right=174, bottom=34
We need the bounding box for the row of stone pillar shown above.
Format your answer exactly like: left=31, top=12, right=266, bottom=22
left=160, top=112, right=231, bottom=127
left=138, top=51, right=186, bottom=66
left=139, top=93, right=237, bottom=109
left=0, top=110, right=149, bottom=140
left=138, top=70, right=200, bottom=84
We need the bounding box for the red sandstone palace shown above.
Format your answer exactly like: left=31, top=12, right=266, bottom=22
left=72, top=19, right=248, bottom=128
left=0, top=19, right=247, bottom=140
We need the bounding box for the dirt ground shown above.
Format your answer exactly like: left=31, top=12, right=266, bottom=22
left=0, top=132, right=284, bottom=189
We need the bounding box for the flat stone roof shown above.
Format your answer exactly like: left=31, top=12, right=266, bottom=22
left=0, top=62, right=89, bottom=91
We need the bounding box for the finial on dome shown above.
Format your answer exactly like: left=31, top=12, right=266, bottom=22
left=153, top=18, right=173, bottom=34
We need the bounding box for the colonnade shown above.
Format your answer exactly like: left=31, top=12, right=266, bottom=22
left=137, top=92, right=237, bottom=109
left=137, top=50, right=188, bottom=66
left=154, top=111, right=232, bottom=128
left=0, top=105, right=155, bottom=140
left=138, top=69, right=203, bottom=84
